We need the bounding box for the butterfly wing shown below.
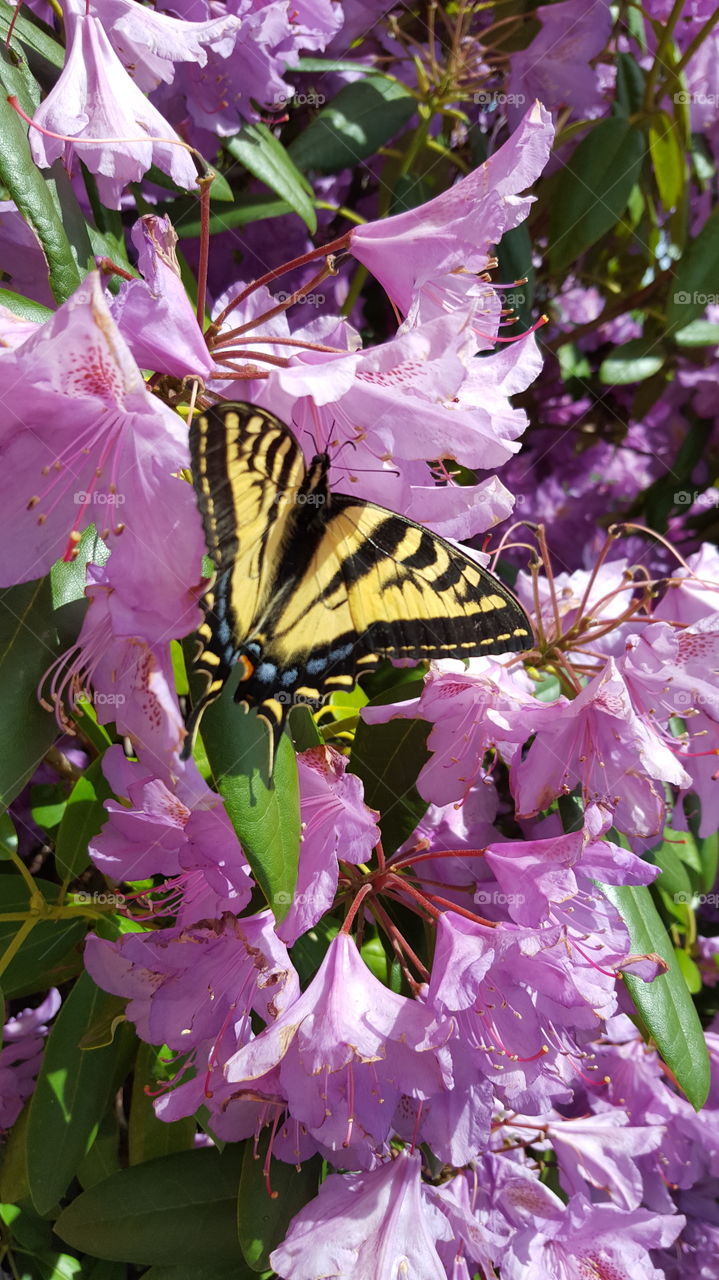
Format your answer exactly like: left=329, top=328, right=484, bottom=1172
left=183, top=403, right=307, bottom=748
left=239, top=496, right=533, bottom=759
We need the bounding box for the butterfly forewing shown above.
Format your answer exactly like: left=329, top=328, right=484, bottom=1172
left=185, top=403, right=307, bottom=738
left=183, top=402, right=533, bottom=765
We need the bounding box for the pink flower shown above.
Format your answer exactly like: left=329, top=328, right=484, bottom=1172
left=506, top=0, right=611, bottom=124
left=225, top=932, right=453, bottom=1161
left=510, top=659, right=691, bottom=838
left=30, top=9, right=196, bottom=208
left=270, top=1150, right=452, bottom=1280
left=365, top=660, right=558, bottom=806
left=93, top=0, right=242, bottom=93
left=0, top=990, right=61, bottom=1128
left=348, top=102, right=553, bottom=317
left=0, top=272, right=199, bottom=588
left=112, top=216, right=214, bottom=380
left=89, top=744, right=252, bottom=914
left=276, top=746, right=380, bottom=945
left=84, top=911, right=297, bottom=1051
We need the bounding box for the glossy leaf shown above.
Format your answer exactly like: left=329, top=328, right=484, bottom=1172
left=128, top=1044, right=196, bottom=1166
left=227, top=125, right=316, bottom=232
left=0, top=74, right=81, bottom=303
left=549, top=118, right=646, bottom=272
left=0, top=0, right=64, bottom=68
left=289, top=78, right=417, bottom=173
left=349, top=682, right=429, bottom=856
left=0, top=577, right=62, bottom=807
left=599, top=337, right=665, bottom=385
left=667, top=203, right=719, bottom=328
left=238, top=1134, right=321, bottom=1271
left=649, top=111, right=685, bottom=211
left=54, top=1148, right=246, bottom=1265
left=55, top=757, right=114, bottom=881
left=190, top=664, right=301, bottom=923
left=600, top=882, right=710, bottom=1108
left=26, top=973, right=132, bottom=1213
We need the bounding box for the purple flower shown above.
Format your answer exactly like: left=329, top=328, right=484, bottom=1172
left=89, top=745, right=252, bottom=914
left=348, top=102, right=554, bottom=317
left=84, top=910, right=298, bottom=1051
left=270, top=1149, right=452, bottom=1280
left=546, top=1111, right=663, bottom=1210
left=0, top=990, right=61, bottom=1128
left=225, top=932, right=453, bottom=1160
left=30, top=7, right=196, bottom=208
left=506, top=0, right=611, bottom=124
left=364, top=661, right=557, bottom=806
left=92, top=0, right=242, bottom=94
left=276, top=746, right=380, bottom=945
left=112, top=216, right=214, bottom=380
left=0, top=272, right=197, bottom=587
left=501, top=1195, right=684, bottom=1280
left=511, top=659, right=691, bottom=838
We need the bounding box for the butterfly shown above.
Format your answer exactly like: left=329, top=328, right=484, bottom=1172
left=181, top=402, right=533, bottom=766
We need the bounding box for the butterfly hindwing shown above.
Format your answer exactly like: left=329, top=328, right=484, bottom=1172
left=183, top=402, right=533, bottom=764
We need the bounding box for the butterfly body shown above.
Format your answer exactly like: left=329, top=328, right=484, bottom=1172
left=182, top=402, right=533, bottom=764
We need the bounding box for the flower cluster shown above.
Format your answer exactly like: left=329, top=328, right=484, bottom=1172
left=1, top=1, right=718, bottom=1277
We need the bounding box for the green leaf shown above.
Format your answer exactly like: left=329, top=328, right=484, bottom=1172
left=0, top=0, right=64, bottom=69
left=349, top=682, right=429, bottom=856
left=673, top=319, right=719, bottom=346
left=128, top=1044, right=196, bottom=1165
left=648, top=111, right=686, bottom=211
left=0, top=877, right=87, bottom=997
left=549, top=118, right=646, bottom=272
left=667, top=204, right=719, bottom=329
left=294, top=56, right=393, bottom=76
left=0, top=288, right=52, bottom=323
left=144, top=1267, right=250, bottom=1280
left=0, top=577, right=63, bottom=808
left=674, top=947, right=702, bottom=994
left=54, top=1148, right=247, bottom=1266
left=0, top=73, right=81, bottom=303
left=600, top=882, right=710, bottom=1108
left=288, top=78, right=417, bottom=173
left=0, top=1100, right=31, bottom=1202
left=0, top=809, right=18, bottom=859
left=77, top=1109, right=121, bottom=1190
left=238, top=1134, right=320, bottom=1272
left=0, top=1201, right=55, bottom=1253
left=170, top=193, right=293, bottom=239
left=599, top=337, right=665, bottom=385
left=191, top=666, right=301, bottom=923
left=615, top=51, right=646, bottom=116
left=55, top=757, right=114, bottom=881
left=226, top=125, right=316, bottom=232
left=26, top=974, right=133, bottom=1213
left=497, top=219, right=534, bottom=331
